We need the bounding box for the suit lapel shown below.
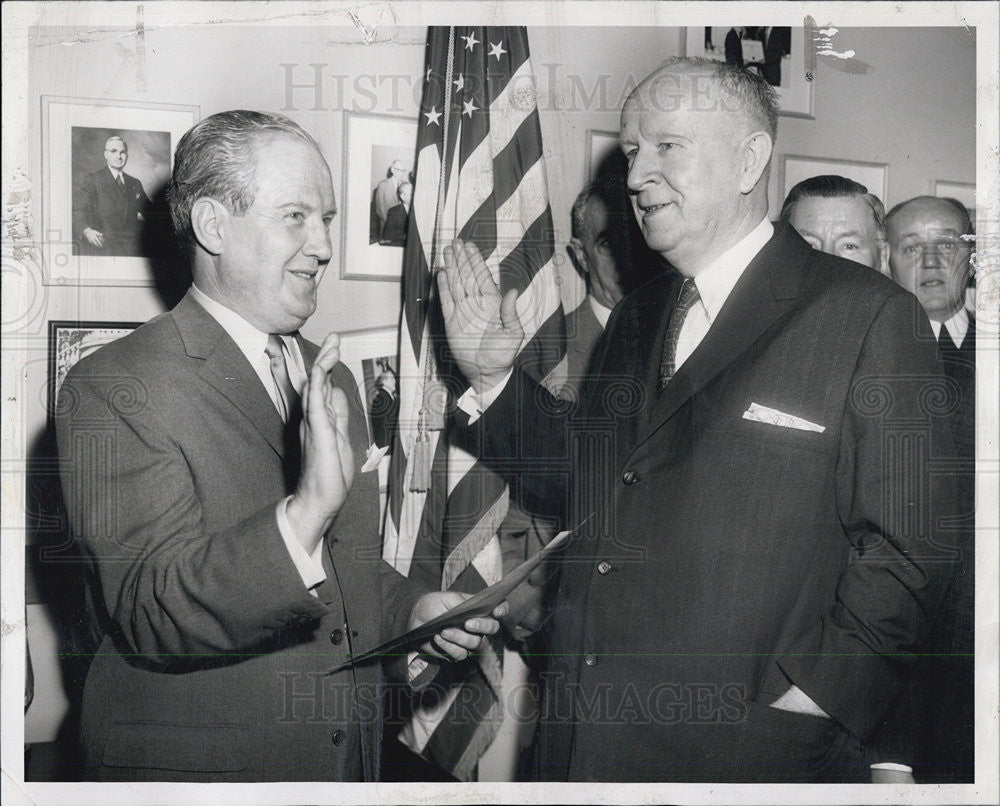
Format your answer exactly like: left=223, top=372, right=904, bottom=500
left=634, top=225, right=806, bottom=450
left=171, top=291, right=287, bottom=458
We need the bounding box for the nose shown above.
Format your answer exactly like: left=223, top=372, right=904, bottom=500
left=626, top=146, right=655, bottom=195
left=921, top=243, right=941, bottom=269
left=304, top=216, right=333, bottom=263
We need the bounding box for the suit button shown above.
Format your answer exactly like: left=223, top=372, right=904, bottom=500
left=597, top=561, right=612, bottom=575
left=330, top=628, right=344, bottom=645
left=622, top=470, right=637, bottom=485
left=332, top=729, right=347, bottom=746
left=584, top=653, right=599, bottom=667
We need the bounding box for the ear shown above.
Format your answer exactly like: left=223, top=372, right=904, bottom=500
left=190, top=197, right=228, bottom=256
left=567, top=238, right=588, bottom=279
left=876, top=239, right=891, bottom=276
left=737, top=130, right=773, bottom=195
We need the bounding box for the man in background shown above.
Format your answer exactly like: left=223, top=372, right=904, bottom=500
left=779, top=174, right=888, bottom=274
left=72, top=135, right=151, bottom=256
left=57, top=110, right=500, bottom=782
left=873, top=195, right=976, bottom=782
left=563, top=171, right=664, bottom=396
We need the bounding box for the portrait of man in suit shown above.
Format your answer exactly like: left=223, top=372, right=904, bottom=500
left=436, top=57, right=957, bottom=783
left=71, top=134, right=152, bottom=257
left=780, top=174, right=890, bottom=274
left=55, top=110, right=500, bottom=782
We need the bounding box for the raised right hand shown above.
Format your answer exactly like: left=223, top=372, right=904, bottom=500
left=286, top=333, right=355, bottom=553
left=437, top=238, right=524, bottom=394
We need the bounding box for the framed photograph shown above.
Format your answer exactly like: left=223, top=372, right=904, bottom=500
left=337, top=326, right=400, bottom=530
left=341, top=111, right=419, bottom=281
left=779, top=154, right=889, bottom=204
left=684, top=26, right=814, bottom=119
left=585, top=129, right=621, bottom=180
left=933, top=180, right=976, bottom=218
left=41, top=96, right=199, bottom=286
left=47, top=320, right=142, bottom=416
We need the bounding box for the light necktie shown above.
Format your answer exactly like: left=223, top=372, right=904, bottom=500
left=659, top=278, right=701, bottom=389
left=265, top=335, right=298, bottom=422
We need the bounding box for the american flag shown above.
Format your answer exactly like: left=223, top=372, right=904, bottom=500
left=382, top=26, right=565, bottom=781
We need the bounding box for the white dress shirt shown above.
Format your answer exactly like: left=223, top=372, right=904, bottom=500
left=588, top=295, right=614, bottom=330
left=929, top=307, right=969, bottom=348
left=189, top=284, right=325, bottom=593
left=674, top=218, right=774, bottom=370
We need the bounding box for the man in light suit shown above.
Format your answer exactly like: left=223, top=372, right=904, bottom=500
left=436, top=58, right=957, bottom=782
left=56, top=110, right=500, bottom=782
left=72, top=135, right=151, bottom=256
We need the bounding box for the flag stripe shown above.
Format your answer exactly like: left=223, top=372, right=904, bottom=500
left=387, top=26, right=563, bottom=781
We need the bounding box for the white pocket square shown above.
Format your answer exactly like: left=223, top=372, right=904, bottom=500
left=361, top=443, right=389, bottom=473
left=742, top=402, right=825, bottom=433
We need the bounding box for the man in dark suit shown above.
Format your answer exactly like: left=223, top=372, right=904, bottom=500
left=72, top=135, right=151, bottom=256
left=56, top=110, right=500, bottom=782
left=872, top=195, right=975, bottom=782
left=436, top=58, right=957, bottom=782
left=748, top=26, right=792, bottom=86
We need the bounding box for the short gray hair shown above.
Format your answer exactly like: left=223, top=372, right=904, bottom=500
left=779, top=175, right=887, bottom=238
left=167, top=110, right=319, bottom=249
left=631, top=57, right=779, bottom=141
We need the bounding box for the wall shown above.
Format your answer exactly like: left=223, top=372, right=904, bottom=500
left=11, top=16, right=976, bottom=744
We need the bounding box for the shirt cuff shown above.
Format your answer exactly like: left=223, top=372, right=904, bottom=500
left=456, top=370, right=514, bottom=424
left=870, top=762, right=914, bottom=773
left=276, top=496, right=326, bottom=594
left=407, top=651, right=430, bottom=681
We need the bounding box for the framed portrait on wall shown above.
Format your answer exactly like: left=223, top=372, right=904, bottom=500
left=336, top=326, right=400, bottom=531
left=340, top=111, right=419, bottom=281
left=683, top=26, right=814, bottom=119
left=46, top=320, right=143, bottom=417
left=40, top=96, right=199, bottom=286
left=779, top=155, right=889, bottom=204
left=933, top=180, right=976, bottom=218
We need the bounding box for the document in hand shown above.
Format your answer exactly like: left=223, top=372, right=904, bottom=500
left=326, top=518, right=589, bottom=674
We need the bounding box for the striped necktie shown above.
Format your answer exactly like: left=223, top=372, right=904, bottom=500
left=265, top=335, right=298, bottom=422
left=659, top=278, right=701, bottom=389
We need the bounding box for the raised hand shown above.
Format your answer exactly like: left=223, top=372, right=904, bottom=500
left=437, top=238, right=524, bottom=394
left=286, top=332, right=355, bottom=553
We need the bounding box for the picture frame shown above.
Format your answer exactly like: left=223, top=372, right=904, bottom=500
left=340, top=111, right=419, bottom=281
left=933, top=180, right=976, bottom=218
left=40, top=96, right=199, bottom=286
left=336, top=326, right=400, bottom=530
left=46, top=320, right=143, bottom=417
left=683, top=26, right=814, bottom=119
left=585, top=129, right=621, bottom=180
left=779, top=154, right=889, bottom=204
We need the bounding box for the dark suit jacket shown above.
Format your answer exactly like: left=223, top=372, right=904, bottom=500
left=56, top=291, right=424, bottom=781
left=380, top=204, right=408, bottom=246
left=559, top=300, right=605, bottom=398
left=868, top=316, right=975, bottom=781
left=457, top=224, right=957, bottom=782
left=72, top=167, right=150, bottom=256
